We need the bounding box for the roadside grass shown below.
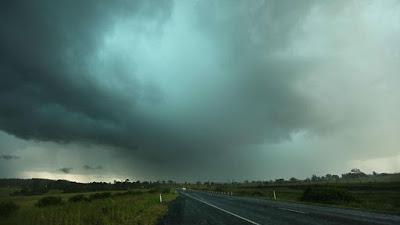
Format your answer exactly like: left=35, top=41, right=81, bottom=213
left=193, top=182, right=400, bottom=215
left=0, top=188, right=19, bottom=198
left=300, top=187, right=359, bottom=204
left=0, top=189, right=177, bottom=225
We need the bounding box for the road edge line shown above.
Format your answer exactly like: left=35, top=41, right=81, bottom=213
left=182, top=192, right=261, bottom=225
left=278, top=207, right=307, bottom=214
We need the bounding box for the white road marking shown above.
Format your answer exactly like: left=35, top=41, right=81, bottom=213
left=278, top=208, right=307, bottom=214
left=182, top=192, right=261, bottom=225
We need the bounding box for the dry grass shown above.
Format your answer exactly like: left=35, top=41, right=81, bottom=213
left=0, top=189, right=177, bottom=225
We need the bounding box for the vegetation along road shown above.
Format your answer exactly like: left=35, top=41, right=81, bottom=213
left=158, top=190, right=400, bottom=225
left=0, top=188, right=177, bottom=225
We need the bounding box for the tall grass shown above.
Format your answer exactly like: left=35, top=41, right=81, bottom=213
left=300, top=187, right=358, bottom=204
left=0, top=201, right=19, bottom=217
left=193, top=182, right=400, bottom=214
left=1, top=192, right=176, bottom=225
left=35, top=196, right=63, bottom=207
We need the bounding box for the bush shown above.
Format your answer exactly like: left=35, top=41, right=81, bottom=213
left=36, top=196, right=63, bottom=207
left=148, top=188, right=170, bottom=194
left=89, top=192, right=111, bottom=200
left=301, top=187, right=358, bottom=204
left=113, top=190, right=143, bottom=197
left=68, top=194, right=89, bottom=202
left=0, top=201, right=19, bottom=217
left=160, top=188, right=171, bottom=193
left=214, top=187, right=225, bottom=192
left=250, top=191, right=264, bottom=196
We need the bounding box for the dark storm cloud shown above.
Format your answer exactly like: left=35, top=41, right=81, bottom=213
left=1, top=0, right=399, bottom=180
left=0, top=0, right=328, bottom=164
left=0, top=154, right=19, bottom=160
left=0, top=0, right=174, bottom=149
left=83, top=165, right=103, bottom=170
left=59, top=167, right=73, bottom=174
left=4, top=2, right=279, bottom=148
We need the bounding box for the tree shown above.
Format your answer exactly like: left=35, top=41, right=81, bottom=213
left=275, top=178, right=285, bottom=183
left=311, top=175, right=320, bottom=182
left=342, top=168, right=367, bottom=179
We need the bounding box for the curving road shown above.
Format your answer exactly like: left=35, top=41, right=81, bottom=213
left=159, top=190, right=400, bottom=225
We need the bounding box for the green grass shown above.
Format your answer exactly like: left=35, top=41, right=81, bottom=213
left=0, top=189, right=177, bottom=225
left=191, top=182, right=400, bottom=215
left=0, top=188, right=19, bottom=198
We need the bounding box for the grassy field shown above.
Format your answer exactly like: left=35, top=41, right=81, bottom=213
left=189, top=179, right=400, bottom=215
left=0, top=188, right=177, bottom=225
left=227, top=184, right=400, bottom=214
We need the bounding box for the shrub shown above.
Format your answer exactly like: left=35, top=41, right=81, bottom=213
left=68, top=194, right=89, bottom=202
left=89, top=192, right=111, bottom=200
left=301, top=187, right=358, bottom=204
left=125, top=190, right=142, bottom=195
left=0, top=201, right=19, bottom=217
left=215, top=187, right=225, bottom=192
left=148, top=188, right=159, bottom=193
left=36, top=196, right=63, bottom=207
left=250, top=191, right=264, bottom=196
left=148, top=188, right=170, bottom=194
left=113, top=190, right=142, bottom=197
left=160, top=188, right=171, bottom=193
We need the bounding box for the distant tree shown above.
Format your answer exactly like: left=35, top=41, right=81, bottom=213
left=275, top=178, right=285, bottom=183
left=323, top=174, right=339, bottom=182
left=332, top=175, right=340, bottom=180
left=311, top=175, right=320, bottom=182
left=342, top=168, right=367, bottom=179
left=289, top=177, right=298, bottom=182
left=351, top=168, right=362, bottom=173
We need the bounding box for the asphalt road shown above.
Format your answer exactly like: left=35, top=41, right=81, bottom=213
left=158, top=190, right=400, bottom=225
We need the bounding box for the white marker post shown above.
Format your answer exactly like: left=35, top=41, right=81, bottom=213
left=159, top=193, right=163, bottom=203
left=273, top=190, right=276, bottom=200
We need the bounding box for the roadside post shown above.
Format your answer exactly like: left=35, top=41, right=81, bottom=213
left=273, top=190, right=276, bottom=200
left=160, top=193, right=163, bottom=203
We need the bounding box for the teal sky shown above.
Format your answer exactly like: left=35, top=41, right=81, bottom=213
left=0, top=0, right=399, bottom=182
